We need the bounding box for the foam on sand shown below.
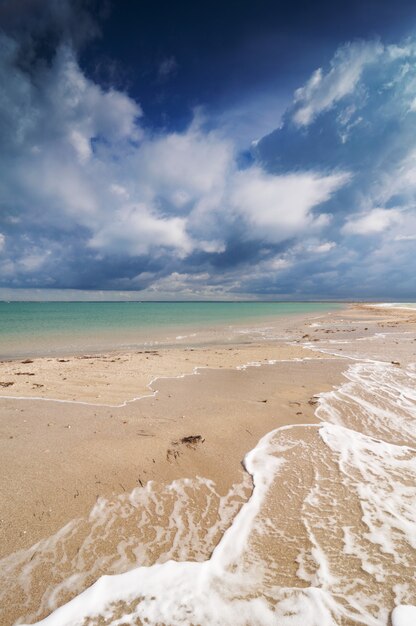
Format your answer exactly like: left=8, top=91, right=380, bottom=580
left=1, top=476, right=251, bottom=624
left=316, top=360, right=416, bottom=446
left=373, top=303, right=416, bottom=311
left=392, top=605, right=416, bottom=626
left=19, top=410, right=416, bottom=624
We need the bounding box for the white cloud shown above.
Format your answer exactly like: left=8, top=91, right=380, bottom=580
left=377, top=149, right=416, bottom=204
left=142, top=271, right=242, bottom=300
left=0, top=233, right=5, bottom=252
left=394, top=234, right=416, bottom=241
left=211, top=91, right=286, bottom=150
left=135, top=123, right=233, bottom=200
left=69, top=129, right=92, bottom=163
left=309, top=241, right=337, bottom=253
left=84, top=122, right=349, bottom=256
left=342, top=208, right=402, bottom=235
left=292, top=41, right=382, bottom=126
left=0, top=243, right=54, bottom=279
left=19, top=252, right=51, bottom=272
left=110, top=184, right=129, bottom=199
left=89, top=204, right=192, bottom=258
left=230, top=168, right=349, bottom=242
left=0, top=39, right=142, bottom=151
left=264, top=257, right=292, bottom=271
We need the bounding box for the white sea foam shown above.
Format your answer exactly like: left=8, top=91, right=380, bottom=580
left=374, top=303, right=416, bottom=311
left=316, top=360, right=416, bottom=446
left=3, top=476, right=251, bottom=624
left=392, top=605, right=416, bottom=626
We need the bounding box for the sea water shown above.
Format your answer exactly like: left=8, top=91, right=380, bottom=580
left=0, top=301, right=342, bottom=359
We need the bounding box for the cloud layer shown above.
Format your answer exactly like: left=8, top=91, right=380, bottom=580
left=0, top=11, right=416, bottom=299
left=256, top=38, right=416, bottom=298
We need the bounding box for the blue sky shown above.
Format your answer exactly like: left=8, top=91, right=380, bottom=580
left=1, top=0, right=416, bottom=300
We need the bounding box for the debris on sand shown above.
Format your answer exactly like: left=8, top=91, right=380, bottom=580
left=180, top=435, right=204, bottom=446
left=167, top=435, right=205, bottom=461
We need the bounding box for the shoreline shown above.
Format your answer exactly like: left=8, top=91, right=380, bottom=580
left=0, top=308, right=341, bottom=405
left=2, top=303, right=416, bottom=625
left=0, top=342, right=335, bottom=407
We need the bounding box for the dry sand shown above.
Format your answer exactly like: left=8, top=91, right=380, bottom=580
left=1, top=304, right=416, bottom=625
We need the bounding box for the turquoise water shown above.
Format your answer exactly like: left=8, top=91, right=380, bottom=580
left=0, top=301, right=343, bottom=358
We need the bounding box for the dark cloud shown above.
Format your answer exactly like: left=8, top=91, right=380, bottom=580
left=0, top=0, right=102, bottom=57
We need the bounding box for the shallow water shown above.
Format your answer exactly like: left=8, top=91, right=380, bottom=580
left=0, top=301, right=342, bottom=358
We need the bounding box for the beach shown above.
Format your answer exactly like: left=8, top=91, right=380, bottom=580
left=1, top=303, right=416, bottom=625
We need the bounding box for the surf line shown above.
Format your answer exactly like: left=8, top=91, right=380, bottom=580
left=0, top=355, right=340, bottom=408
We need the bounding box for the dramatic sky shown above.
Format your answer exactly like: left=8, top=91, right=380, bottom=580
left=1, top=0, right=416, bottom=300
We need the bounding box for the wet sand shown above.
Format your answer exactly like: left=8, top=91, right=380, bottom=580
left=0, top=346, right=342, bottom=557
left=1, top=304, right=416, bottom=625
left=0, top=340, right=332, bottom=406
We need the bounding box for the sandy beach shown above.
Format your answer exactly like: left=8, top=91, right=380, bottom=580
left=4, top=1, right=416, bottom=623
left=1, top=304, right=416, bottom=625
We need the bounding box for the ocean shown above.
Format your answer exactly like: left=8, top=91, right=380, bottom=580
left=0, top=301, right=342, bottom=359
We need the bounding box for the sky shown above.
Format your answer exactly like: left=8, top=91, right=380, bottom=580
left=1, top=0, right=416, bottom=300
